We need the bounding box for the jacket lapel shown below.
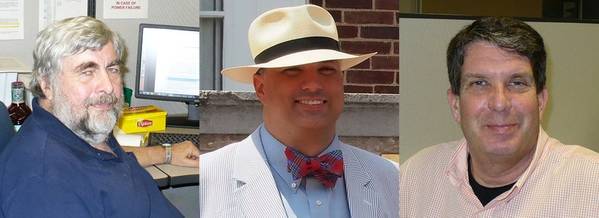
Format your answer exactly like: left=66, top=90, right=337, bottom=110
left=341, top=145, right=385, bottom=218
left=231, top=130, right=287, bottom=217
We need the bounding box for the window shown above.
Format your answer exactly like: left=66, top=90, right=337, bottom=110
left=200, top=0, right=224, bottom=90
left=200, top=0, right=307, bottom=91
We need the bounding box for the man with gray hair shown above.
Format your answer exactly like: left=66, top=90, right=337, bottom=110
left=0, top=17, right=185, bottom=217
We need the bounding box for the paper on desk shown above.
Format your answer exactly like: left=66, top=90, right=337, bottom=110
left=113, top=126, right=147, bottom=147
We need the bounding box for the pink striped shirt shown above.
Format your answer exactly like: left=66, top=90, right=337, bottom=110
left=401, top=128, right=599, bottom=217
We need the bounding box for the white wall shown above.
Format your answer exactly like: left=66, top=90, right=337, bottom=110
left=400, top=18, right=599, bottom=162
left=98, top=0, right=199, bottom=115
left=0, top=1, right=38, bottom=68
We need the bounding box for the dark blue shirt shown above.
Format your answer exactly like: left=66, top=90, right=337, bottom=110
left=0, top=99, right=182, bottom=218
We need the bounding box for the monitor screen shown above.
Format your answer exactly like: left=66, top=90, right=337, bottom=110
left=135, top=23, right=199, bottom=103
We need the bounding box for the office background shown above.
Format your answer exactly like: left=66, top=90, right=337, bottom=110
left=399, top=17, right=599, bottom=162
left=0, top=1, right=199, bottom=217
left=0, top=0, right=199, bottom=116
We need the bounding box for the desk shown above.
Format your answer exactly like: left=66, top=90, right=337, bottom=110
left=145, top=166, right=169, bottom=188
left=163, top=126, right=198, bottom=136
left=154, top=164, right=198, bottom=186
left=146, top=164, right=198, bottom=188
left=141, top=125, right=199, bottom=187
left=146, top=165, right=199, bottom=218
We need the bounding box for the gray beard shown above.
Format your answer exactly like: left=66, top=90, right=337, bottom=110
left=51, top=90, right=123, bottom=145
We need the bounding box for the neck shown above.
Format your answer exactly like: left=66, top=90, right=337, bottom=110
left=264, top=122, right=336, bottom=157
left=39, top=98, right=51, bottom=111
left=469, top=146, right=536, bottom=187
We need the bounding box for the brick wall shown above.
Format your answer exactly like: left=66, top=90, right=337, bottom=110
left=310, top=0, right=399, bottom=94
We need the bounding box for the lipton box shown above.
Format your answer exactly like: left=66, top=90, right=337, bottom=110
left=117, top=105, right=167, bottom=134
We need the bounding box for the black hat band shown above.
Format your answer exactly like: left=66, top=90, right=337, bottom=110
left=253, top=36, right=340, bottom=64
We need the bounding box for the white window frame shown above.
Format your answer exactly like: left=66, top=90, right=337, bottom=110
left=201, top=0, right=307, bottom=91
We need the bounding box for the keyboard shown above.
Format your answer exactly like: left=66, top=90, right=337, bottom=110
left=149, top=132, right=199, bottom=147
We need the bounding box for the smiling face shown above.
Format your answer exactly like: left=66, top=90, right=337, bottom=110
left=448, top=41, right=548, bottom=159
left=254, top=61, right=344, bottom=134
left=42, top=42, right=123, bottom=145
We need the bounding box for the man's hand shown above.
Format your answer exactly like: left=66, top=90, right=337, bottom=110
left=170, top=141, right=199, bottom=167
left=122, top=141, right=200, bottom=167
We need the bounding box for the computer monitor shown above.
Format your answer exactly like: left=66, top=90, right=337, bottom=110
left=135, top=23, right=199, bottom=126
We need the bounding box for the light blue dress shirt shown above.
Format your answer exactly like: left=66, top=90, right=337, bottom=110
left=259, top=125, right=351, bottom=218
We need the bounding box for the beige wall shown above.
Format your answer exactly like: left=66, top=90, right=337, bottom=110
left=400, top=0, right=419, bottom=13
left=399, top=18, right=599, bottom=162
left=422, top=0, right=542, bottom=17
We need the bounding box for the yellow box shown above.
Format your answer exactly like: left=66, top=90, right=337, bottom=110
left=117, top=105, right=167, bottom=134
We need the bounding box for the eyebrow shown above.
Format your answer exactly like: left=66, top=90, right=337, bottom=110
left=282, top=66, right=302, bottom=72
left=462, top=72, right=533, bottom=79
left=73, top=59, right=120, bottom=72
left=509, top=72, right=534, bottom=79
left=74, top=62, right=99, bottom=72
left=107, top=60, right=121, bottom=67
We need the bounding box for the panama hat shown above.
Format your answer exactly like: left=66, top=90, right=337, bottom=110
left=221, top=4, right=376, bottom=83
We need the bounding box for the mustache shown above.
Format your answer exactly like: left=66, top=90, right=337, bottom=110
left=84, top=93, right=120, bottom=107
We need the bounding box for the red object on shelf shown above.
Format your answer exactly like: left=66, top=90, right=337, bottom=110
left=7, top=81, right=31, bottom=127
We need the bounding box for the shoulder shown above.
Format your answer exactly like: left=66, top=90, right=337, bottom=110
left=1, top=175, right=93, bottom=217
left=401, top=140, right=460, bottom=173
left=400, top=140, right=461, bottom=191
left=340, top=142, right=399, bottom=215
left=199, top=134, right=259, bottom=215
left=546, top=139, right=599, bottom=172
left=199, top=133, right=257, bottom=186
left=1, top=130, right=89, bottom=215
left=551, top=144, right=599, bottom=163
left=201, top=135, right=250, bottom=168
left=0, top=124, right=88, bottom=197
left=0, top=125, right=50, bottom=188
left=340, top=142, right=399, bottom=178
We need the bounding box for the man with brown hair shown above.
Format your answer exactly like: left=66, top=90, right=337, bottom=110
left=401, top=17, right=599, bottom=217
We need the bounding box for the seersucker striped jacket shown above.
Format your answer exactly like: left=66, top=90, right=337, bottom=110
left=199, top=128, right=399, bottom=218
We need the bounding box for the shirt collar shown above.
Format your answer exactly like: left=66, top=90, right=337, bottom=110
left=30, top=97, right=124, bottom=161
left=259, top=124, right=341, bottom=190
left=445, top=126, right=551, bottom=206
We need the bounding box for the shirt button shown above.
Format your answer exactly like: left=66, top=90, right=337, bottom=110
left=315, top=200, right=322, bottom=206
left=291, top=182, right=297, bottom=189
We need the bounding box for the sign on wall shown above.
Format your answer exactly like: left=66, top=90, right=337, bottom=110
left=103, top=0, right=147, bottom=19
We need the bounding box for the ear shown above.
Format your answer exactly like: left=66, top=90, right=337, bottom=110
left=447, top=88, right=461, bottom=123
left=537, top=88, right=548, bottom=117
left=40, top=76, right=54, bottom=100
left=253, top=70, right=265, bottom=103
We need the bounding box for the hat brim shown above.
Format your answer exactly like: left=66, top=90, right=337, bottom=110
left=221, top=49, right=377, bottom=84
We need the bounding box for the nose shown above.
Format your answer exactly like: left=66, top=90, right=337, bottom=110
left=96, top=69, right=115, bottom=94
left=300, top=70, right=324, bottom=93
left=488, top=86, right=511, bottom=112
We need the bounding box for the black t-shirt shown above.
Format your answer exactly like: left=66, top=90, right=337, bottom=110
left=468, top=155, right=516, bottom=206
